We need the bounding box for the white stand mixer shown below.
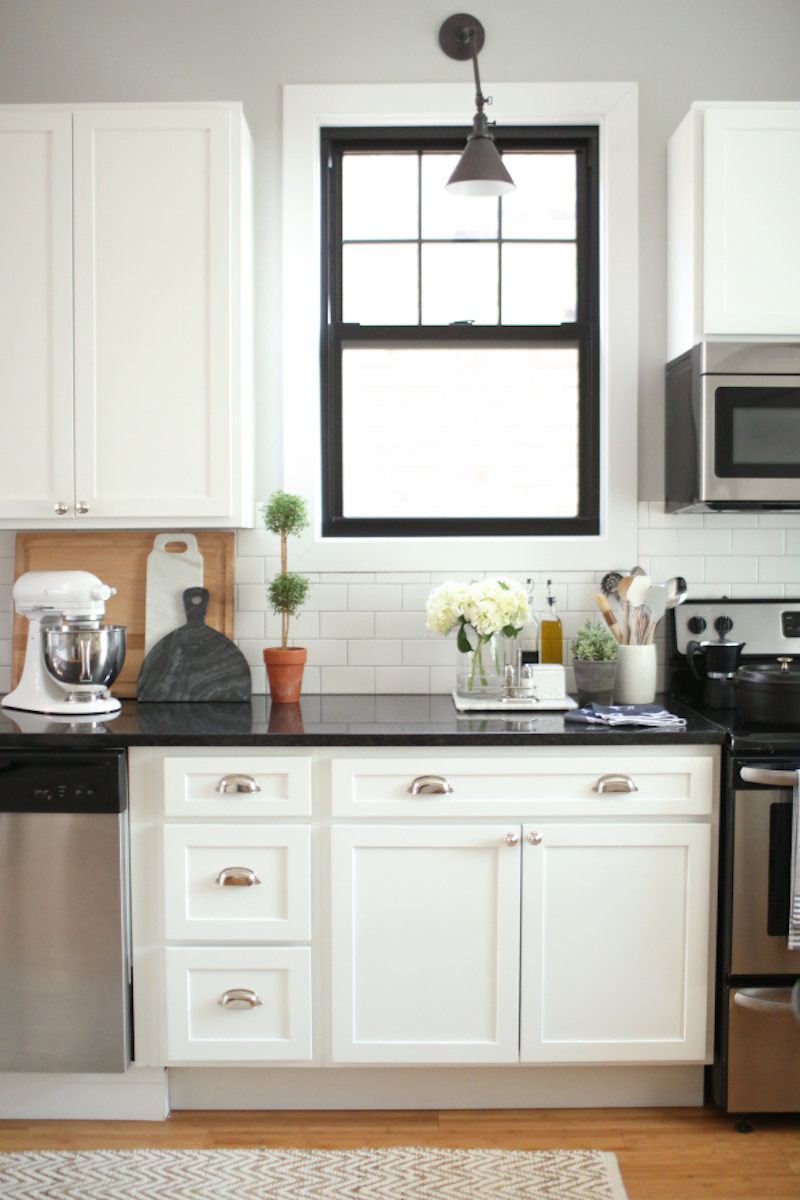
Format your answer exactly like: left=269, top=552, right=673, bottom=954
left=2, top=570, right=127, bottom=716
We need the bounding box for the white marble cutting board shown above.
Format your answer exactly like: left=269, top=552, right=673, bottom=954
left=144, top=534, right=204, bottom=655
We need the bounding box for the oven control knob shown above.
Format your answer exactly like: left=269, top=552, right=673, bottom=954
left=687, top=616, right=707, bottom=634
left=714, top=615, right=734, bottom=637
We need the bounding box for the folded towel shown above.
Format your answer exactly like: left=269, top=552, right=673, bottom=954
left=564, top=703, right=687, bottom=728
left=789, top=770, right=800, bottom=951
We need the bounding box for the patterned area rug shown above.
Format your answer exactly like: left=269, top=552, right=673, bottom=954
left=0, top=1146, right=628, bottom=1200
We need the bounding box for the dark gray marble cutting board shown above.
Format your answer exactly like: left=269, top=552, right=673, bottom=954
left=137, top=587, right=251, bottom=702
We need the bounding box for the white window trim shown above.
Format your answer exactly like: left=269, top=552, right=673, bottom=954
left=281, top=82, right=638, bottom=572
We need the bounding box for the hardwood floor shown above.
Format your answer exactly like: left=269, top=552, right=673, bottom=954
left=2, top=1106, right=800, bottom=1199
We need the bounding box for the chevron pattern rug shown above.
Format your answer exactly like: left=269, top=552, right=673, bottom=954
left=0, top=1146, right=628, bottom=1200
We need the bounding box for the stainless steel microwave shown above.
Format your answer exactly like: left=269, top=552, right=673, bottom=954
left=666, top=341, right=800, bottom=512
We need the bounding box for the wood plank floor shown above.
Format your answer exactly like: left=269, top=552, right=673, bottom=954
left=2, top=1106, right=800, bottom=1199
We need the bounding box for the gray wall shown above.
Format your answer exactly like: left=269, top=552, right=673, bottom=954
left=2, top=0, right=799, bottom=500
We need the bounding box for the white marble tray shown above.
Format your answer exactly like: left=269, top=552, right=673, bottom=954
left=452, top=690, right=578, bottom=713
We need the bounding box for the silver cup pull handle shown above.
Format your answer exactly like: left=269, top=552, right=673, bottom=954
left=219, top=989, right=262, bottom=1010
left=408, top=774, right=454, bottom=795
left=594, top=773, right=639, bottom=794
left=216, top=774, right=262, bottom=794
left=215, top=867, right=261, bottom=887
left=733, top=988, right=795, bottom=1013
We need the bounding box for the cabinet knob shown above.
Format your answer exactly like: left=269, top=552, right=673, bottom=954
left=76, top=501, right=90, bottom=514
left=54, top=501, right=69, bottom=515
left=216, top=773, right=262, bottom=794
left=215, top=866, right=261, bottom=887
left=408, top=774, right=454, bottom=795
left=503, top=832, right=520, bottom=846
left=527, top=831, right=542, bottom=845
left=218, top=989, right=262, bottom=1010
left=593, top=773, right=638, bottom=794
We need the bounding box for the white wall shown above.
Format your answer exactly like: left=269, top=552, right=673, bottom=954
left=1, top=0, right=799, bottom=500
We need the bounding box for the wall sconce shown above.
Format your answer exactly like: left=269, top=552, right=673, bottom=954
left=438, top=13, right=516, bottom=196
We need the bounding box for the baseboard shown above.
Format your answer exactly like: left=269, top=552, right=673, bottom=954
left=169, top=1065, right=705, bottom=1111
left=0, top=1067, right=169, bottom=1120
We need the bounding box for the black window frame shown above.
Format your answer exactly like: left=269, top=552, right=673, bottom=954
left=320, top=125, right=600, bottom=539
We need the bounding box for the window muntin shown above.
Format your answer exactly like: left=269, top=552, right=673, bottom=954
left=322, top=127, right=599, bottom=538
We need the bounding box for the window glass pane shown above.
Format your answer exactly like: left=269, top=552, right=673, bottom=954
left=341, top=346, right=579, bottom=517
left=501, top=243, right=576, bottom=324
left=342, top=154, right=418, bottom=241
left=421, top=244, right=498, bottom=325
left=343, top=244, right=418, bottom=325
left=421, top=154, right=498, bottom=240
left=501, top=153, right=577, bottom=240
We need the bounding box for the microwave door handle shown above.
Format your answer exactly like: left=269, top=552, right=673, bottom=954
left=740, top=767, right=798, bottom=787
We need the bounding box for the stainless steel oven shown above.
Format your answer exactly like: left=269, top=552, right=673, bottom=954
left=666, top=341, right=800, bottom=513
left=718, top=764, right=800, bottom=1113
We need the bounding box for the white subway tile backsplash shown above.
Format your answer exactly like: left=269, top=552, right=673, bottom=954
left=683, top=583, right=731, bottom=599
left=402, top=639, right=455, bottom=666
left=375, top=611, right=429, bottom=639
left=731, top=583, right=786, bottom=598
left=348, top=640, right=402, bottom=666
left=301, top=666, right=321, bottom=694
left=321, top=612, right=375, bottom=639
left=321, top=666, right=375, bottom=694
left=234, top=556, right=264, bottom=585
left=758, top=557, right=800, bottom=583
left=638, top=529, right=678, bottom=556
left=265, top=611, right=320, bottom=641
left=704, top=556, right=758, bottom=583
left=376, top=666, right=430, bottom=694
left=304, top=640, right=348, bottom=667
left=304, top=584, right=348, bottom=611
left=785, top=530, right=800, bottom=555
left=732, top=529, right=784, bottom=556
left=759, top=513, right=800, bottom=527
left=402, top=583, right=434, bottom=610
left=647, top=502, right=703, bottom=529
left=703, top=513, right=758, bottom=528
left=348, top=584, right=402, bottom=611
left=324, top=572, right=375, bottom=584
left=430, top=666, right=455, bottom=694
left=648, top=556, right=705, bottom=583
left=677, top=529, right=731, bottom=556
left=236, top=528, right=278, bottom=557
left=237, top=583, right=268, bottom=611
left=234, top=611, right=264, bottom=640
left=375, top=572, right=430, bottom=584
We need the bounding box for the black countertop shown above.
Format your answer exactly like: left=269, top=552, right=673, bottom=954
left=0, top=694, right=725, bottom=747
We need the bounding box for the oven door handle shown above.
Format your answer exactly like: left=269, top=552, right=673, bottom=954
left=740, top=767, right=798, bottom=787
left=733, top=988, right=796, bottom=1013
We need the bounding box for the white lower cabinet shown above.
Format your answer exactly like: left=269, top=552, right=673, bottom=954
left=330, top=825, right=522, bottom=1063
left=165, top=947, right=312, bottom=1062
left=520, top=822, right=711, bottom=1063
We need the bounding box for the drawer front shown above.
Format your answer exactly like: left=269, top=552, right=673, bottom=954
left=163, top=824, right=311, bottom=941
left=164, top=756, right=311, bottom=817
left=165, top=946, right=312, bottom=1062
left=331, top=756, right=714, bottom=818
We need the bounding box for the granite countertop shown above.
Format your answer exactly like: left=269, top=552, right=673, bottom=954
left=0, top=694, right=726, bottom=747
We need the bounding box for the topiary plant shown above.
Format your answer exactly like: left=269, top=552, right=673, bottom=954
left=570, top=618, right=618, bottom=661
left=261, top=491, right=311, bottom=651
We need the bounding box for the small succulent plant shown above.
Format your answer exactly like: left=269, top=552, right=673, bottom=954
left=570, top=618, right=618, bottom=661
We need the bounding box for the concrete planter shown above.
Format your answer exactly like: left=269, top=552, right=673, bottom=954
left=572, top=658, right=617, bottom=706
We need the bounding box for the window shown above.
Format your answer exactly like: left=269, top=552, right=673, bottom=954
left=320, top=126, right=599, bottom=538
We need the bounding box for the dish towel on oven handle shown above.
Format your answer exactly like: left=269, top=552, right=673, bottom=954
left=790, top=769, right=800, bottom=950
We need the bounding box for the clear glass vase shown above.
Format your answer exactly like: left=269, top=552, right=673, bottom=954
left=455, top=629, right=503, bottom=696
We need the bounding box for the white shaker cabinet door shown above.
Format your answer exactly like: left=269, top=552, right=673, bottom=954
left=0, top=111, right=74, bottom=520
left=330, top=824, right=522, bottom=1064
left=72, top=106, right=235, bottom=521
left=520, top=822, right=711, bottom=1064
left=704, top=107, right=800, bottom=336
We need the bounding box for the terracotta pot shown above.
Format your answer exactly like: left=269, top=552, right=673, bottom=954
left=267, top=701, right=305, bottom=733
left=263, top=647, right=307, bottom=704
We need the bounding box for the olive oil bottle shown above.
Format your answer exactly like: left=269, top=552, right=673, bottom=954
left=540, top=579, right=563, bottom=664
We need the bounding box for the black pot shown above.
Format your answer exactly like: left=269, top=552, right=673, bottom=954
left=735, top=659, right=800, bottom=727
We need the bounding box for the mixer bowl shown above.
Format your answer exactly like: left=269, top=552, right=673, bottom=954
left=43, top=625, right=127, bottom=696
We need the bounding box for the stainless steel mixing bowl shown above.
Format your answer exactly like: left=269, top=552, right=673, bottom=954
left=43, top=625, right=127, bottom=696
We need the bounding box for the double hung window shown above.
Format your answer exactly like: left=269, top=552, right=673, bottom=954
left=320, top=126, right=599, bottom=538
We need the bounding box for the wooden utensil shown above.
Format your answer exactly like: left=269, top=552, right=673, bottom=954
left=137, top=587, right=250, bottom=702
left=593, top=593, right=623, bottom=643
left=617, top=575, right=635, bottom=644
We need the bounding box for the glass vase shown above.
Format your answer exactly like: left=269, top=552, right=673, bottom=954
left=455, top=629, right=502, bottom=697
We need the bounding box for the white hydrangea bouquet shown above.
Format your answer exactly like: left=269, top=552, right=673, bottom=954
left=426, top=578, right=531, bottom=692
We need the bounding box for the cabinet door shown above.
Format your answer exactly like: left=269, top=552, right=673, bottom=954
left=72, top=107, right=235, bottom=520
left=331, top=825, right=521, bottom=1064
left=520, top=822, right=710, bottom=1063
left=0, top=111, right=74, bottom=519
left=704, top=107, right=800, bottom=335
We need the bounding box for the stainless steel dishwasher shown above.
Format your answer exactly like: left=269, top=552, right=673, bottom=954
left=0, top=748, right=132, bottom=1073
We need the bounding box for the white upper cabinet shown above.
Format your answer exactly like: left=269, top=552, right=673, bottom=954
left=0, top=103, right=254, bottom=528
left=667, top=103, right=800, bottom=360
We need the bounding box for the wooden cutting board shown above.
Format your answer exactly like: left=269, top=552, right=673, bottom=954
left=12, top=531, right=235, bottom=698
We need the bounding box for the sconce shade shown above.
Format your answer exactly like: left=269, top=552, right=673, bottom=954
left=445, top=112, right=516, bottom=196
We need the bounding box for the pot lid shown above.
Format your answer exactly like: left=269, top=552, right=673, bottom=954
left=737, top=657, right=800, bottom=688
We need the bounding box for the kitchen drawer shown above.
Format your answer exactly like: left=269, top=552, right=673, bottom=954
left=163, top=756, right=311, bottom=818
left=330, top=755, right=714, bottom=818
left=163, top=824, right=311, bottom=942
left=165, top=946, right=312, bottom=1062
